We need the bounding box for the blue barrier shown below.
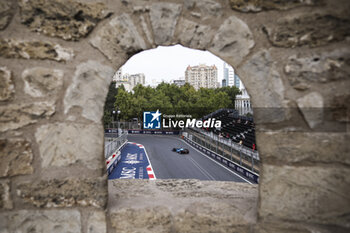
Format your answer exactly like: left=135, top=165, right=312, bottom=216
left=108, top=143, right=154, bottom=180
left=184, top=136, right=259, bottom=184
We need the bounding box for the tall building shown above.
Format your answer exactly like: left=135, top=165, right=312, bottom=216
left=222, top=79, right=227, bottom=87
left=185, top=64, right=218, bottom=90
left=234, top=74, right=240, bottom=89
left=114, top=70, right=145, bottom=92
left=115, top=73, right=132, bottom=92
left=223, top=62, right=235, bottom=87
left=113, top=68, right=122, bottom=82
left=221, top=62, right=251, bottom=115
left=129, top=73, right=145, bottom=87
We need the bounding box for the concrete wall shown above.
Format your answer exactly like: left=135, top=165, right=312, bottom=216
left=0, top=0, right=349, bottom=232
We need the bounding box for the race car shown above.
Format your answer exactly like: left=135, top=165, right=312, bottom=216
left=172, top=147, right=189, bottom=154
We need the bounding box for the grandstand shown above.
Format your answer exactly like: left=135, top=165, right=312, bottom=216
left=203, top=109, right=257, bottom=151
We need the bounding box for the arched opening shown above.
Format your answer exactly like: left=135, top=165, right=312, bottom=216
left=104, top=44, right=260, bottom=231
left=104, top=44, right=259, bottom=181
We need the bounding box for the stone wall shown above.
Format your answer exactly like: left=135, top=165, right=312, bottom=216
left=0, top=0, right=349, bottom=232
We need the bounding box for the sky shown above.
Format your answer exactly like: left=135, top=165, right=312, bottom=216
left=121, top=44, right=228, bottom=86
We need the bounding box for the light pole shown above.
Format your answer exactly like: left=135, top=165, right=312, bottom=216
left=112, top=107, right=121, bottom=135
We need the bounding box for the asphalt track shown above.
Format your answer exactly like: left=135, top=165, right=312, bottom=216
left=127, top=134, right=247, bottom=182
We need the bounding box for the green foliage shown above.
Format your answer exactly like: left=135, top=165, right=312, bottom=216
left=108, top=82, right=240, bottom=121
left=103, top=81, right=118, bottom=127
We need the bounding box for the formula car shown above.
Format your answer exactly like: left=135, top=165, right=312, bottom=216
left=172, top=147, right=189, bottom=154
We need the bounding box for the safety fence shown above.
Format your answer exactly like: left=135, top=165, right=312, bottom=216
left=105, top=133, right=128, bottom=175
left=183, top=133, right=259, bottom=183
left=105, top=132, right=128, bottom=159
left=184, top=129, right=260, bottom=174
left=189, top=127, right=259, bottom=160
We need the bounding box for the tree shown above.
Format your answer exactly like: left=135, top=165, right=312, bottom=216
left=114, top=87, right=132, bottom=120
left=103, top=81, right=118, bottom=127
left=104, top=82, right=242, bottom=124
left=215, top=86, right=241, bottom=109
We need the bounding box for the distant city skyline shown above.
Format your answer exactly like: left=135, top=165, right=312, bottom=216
left=120, top=44, right=228, bottom=86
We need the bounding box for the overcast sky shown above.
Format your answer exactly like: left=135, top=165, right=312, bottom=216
left=121, top=44, right=228, bottom=85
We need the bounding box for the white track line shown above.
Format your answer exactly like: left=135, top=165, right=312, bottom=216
left=143, top=145, right=157, bottom=180
left=187, top=156, right=215, bottom=181
left=180, top=138, right=253, bottom=184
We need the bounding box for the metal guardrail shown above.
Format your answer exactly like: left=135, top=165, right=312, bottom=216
left=185, top=129, right=260, bottom=174
left=183, top=134, right=259, bottom=183
left=105, top=133, right=128, bottom=159
left=188, top=127, right=260, bottom=160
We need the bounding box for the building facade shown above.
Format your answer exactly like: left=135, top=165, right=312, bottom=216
left=114, top=70, right=145, bottom=92
left=185, top=64, right=218, bottom=90
left=223, top=62, right=235, bottom=87
left=234, top=74, right=240, bottom=89
left=235, top=80, right=253, bottom=115
left=112, top=68, right=122, bottom=82
left=129, top=73, right=145, bottom=87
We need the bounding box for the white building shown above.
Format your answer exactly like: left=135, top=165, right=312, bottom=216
left=235, top=80, right=253, bottom=115
left=223, top=62, right=241, bottom=89
left=113, top=68, right=122, bottom=82
left=185, top=64, right=218, bottom=90
left=113, top=70, right=145, bottom=92
left=129, top=73, right=145, bottom=87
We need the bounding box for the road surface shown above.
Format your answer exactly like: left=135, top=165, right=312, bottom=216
left=127, top=134, right=247, bottom=182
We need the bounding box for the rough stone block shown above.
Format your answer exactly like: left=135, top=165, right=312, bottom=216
left=0, top=0, right=15, bottom=30
left=0, top=101, right=55, bottom=132
left=229, top=0, right=322, bottom=12
left=0, top=138, right=33, bottom=178
left=22, top=67, right=64, bottom=98
left=0, top=179, right=12, bottom=209
left=284, top=49, right=350, bottom=90
left=172, top=202, right=254, bottom=233
left=19, top=0, right=109, bottom=41
left=111, top=207, right=172, bottom=233
left=259, top=164, right=350, bottom=228
left=90, top=14, right=147, bottom=63
left=184, top=0, right=223, bottom=20
left=138, top=15, right=154, bottom=45
left=209, top=15, right=254, bottom=66
left=35, top=122, right=104, bottom=170
left=17, top=178, right=107, bottom=208
left=0, top=67, right=14, bottom=101
left=255, top=221, right=350, bottom=233
left=109, top=179, right=258, bottom=233
left=264, top=14, right=350, bottom=48
left=176, top=19, right=213, bottom=50
left=0, top=38, right=74, bottom=62
left=150, top=2, right=182, bottom=45
left=64, top=60, right=114, bottom=123
left=240, top=50, right=289, bottom=123
left=332, top=94, right=350, bottom=123
left=0, top=209, right=81, bottom=232
left=256, top=131, right=350, bottom=165
left=297, top=92, right=324, bottom=129
left=87, top=211, right=107, bottom=233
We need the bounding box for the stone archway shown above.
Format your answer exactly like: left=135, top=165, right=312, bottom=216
left=0, top=0, right=349, bottom=232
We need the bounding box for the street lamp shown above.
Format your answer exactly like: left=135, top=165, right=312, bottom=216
left=112, top=107, right=121, bottom=132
